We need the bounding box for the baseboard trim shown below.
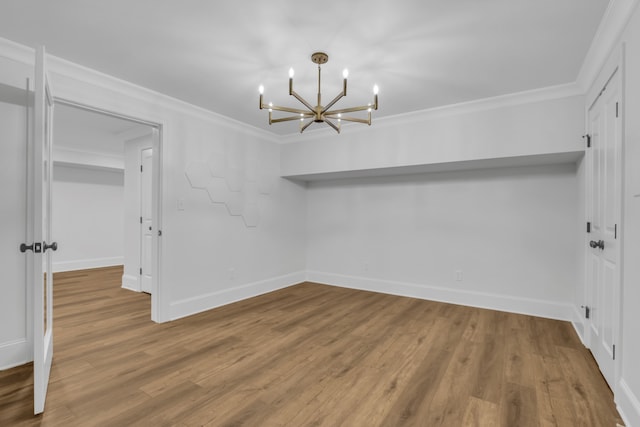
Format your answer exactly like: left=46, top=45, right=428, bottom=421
left=169, top=271, right=306, bottom=321
left=122, top=274, right=140, bottom=292
left=618, top=379, right=640, bottom=427
left=0, top=338, right=31, bottom=371
left=306, top=271, right=572, bottom=321
left=53, top=257, right=124, bottom=273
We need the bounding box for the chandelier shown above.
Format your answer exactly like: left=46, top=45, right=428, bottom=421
left=259, top=52, right=378, bottom=134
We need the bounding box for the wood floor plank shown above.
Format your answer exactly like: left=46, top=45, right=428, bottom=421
left=462, top=396, right=499, bottom=427
left=0, top=266, right=625, bottom=426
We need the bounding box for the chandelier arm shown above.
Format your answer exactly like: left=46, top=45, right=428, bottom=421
left=290, top=90, right=316, bottom=112
left=325, top=104, right=374, bottom=115
left=330, top=115, right=371, bottom=125
left=300, top=119, right=315, bottom=133
left=263, top=104, right=312, bottom=115
left=321, top=90, right=346, bottom=114
left=271, top=115, right=313, bottom=124
left=324, top=118, right=341, bottom=134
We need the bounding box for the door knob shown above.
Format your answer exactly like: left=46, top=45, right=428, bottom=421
left=19, top=243, right=34, bottom=253
left=43, top=241, right=58, bottom=252
left=589, top=240, right=604, bottom=250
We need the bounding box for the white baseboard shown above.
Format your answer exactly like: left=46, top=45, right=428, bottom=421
left=53, top=256, right=124, bottom=273
left=306, top=271, right=573, bottom=321
left=122, top=274, right=140, bottom=292
left=0, top=338, right=32, bottom=371
left=571, top=304, right=587, bottom=345
left=169, top=271, right=306, bottom=321
left=618, top=379, right=640, bottom=427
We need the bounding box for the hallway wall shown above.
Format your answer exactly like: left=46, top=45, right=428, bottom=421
left=52, top=164, right=124, bottom=272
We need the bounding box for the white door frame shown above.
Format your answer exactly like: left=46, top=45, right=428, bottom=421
left=52, top=97, right=164, bottom=323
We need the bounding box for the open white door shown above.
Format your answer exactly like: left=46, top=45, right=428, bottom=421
left=32, top=46, right=56, bottom=415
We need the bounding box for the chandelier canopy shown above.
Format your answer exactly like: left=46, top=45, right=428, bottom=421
left=259, top=52, right=378, bottom=134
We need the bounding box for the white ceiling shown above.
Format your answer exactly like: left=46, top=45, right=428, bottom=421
left=0, top=0, right=609, bottom=135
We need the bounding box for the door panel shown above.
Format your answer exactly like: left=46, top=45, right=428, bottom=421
left=33, top=46, right=55, bottom=415
left=588, top=253, right=600, bottom=338
left=140, top=148, right=153, bottom=294
left=602, top=259, right=615, bottom=356
left=586, top=69, right=621, bottom=389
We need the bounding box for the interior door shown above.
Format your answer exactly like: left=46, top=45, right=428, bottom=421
left=586, top=69, right=621, bottom=389
left=33, top=46, right=56, bottom=415
left=140, top=147, right=153, bottom=294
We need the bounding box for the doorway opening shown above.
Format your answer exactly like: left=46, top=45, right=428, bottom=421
left=52, top=101, right=162, bottom=320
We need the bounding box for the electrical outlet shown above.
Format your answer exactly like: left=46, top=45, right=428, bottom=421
left=455, top=270, right=463, bottom=282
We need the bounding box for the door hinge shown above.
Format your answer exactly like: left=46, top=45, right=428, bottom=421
left=582, top=305, right=590, bottom=319
left=613, top=344, right=616, bottom=360
left=140, top=216, right=143, bottom=224
left=616, top=102, right=619, bottom=118
left=140, top=165, right=143, bottom=172
left=158, top=229, right=162, bottom=237
left=583, top=134, right=591, bottom=147
left=139, top=267, right=142, bottom=275
left=614, top=224, right=617, bottom=239
left=587, top=222, right=591, bottom=233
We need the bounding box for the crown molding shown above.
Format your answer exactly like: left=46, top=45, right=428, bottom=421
left=280, top=82, right=583, bottom=145
left=0, top=36, right=279, bottom=144
left=577, top=0, right=640, bottom=92
left=47, top=55, right=280, bottom=143
left=0, top=36, right=34, bottom=65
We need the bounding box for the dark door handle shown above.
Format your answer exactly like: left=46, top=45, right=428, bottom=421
left=43, top=241, right=58, bottom=252
left=20, top=243, right=34, bottom=253
left=589, top=240, right=604, bottom=250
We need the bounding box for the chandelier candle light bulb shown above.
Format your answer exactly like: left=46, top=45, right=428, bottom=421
left=373, top=84, right=379, bottom=109
left=343, top=69, right=348, bottom=95
left=289, top=68, right=294, bottom=95
left=258, top=52, right=379, bottom=134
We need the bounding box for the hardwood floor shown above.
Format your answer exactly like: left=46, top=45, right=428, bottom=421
left=0, top=266, right=623, bottom=426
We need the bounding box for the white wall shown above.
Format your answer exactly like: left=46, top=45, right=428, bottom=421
left=52, top=106, right=129, bottom=272
left=51, top=164, right=125, bottom=272
left=0, top=94, right=30, bottom=369
left=617, top=3, right=640, bottom=425
left=166, top=117, right=308, bottom=319
left=306, top=163, right=579, bottom=319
